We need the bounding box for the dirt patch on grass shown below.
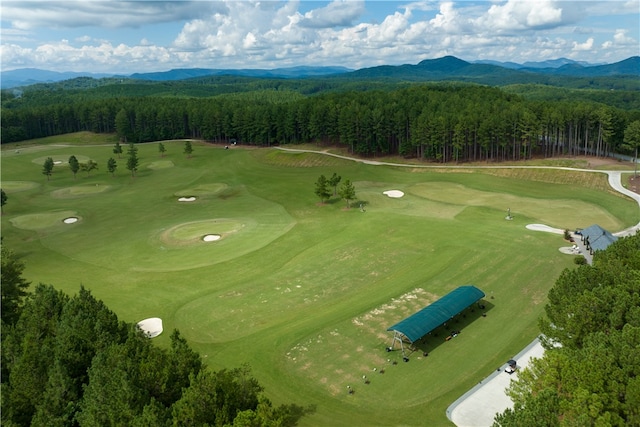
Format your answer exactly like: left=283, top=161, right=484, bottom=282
left=286, top=288, right=438, bottom=396
left=628, top=174, right=640, bottom=194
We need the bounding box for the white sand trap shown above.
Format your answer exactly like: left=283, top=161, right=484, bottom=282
left=383, top=190, right=404, bottom=198
left=54, top=160, right=63, bottom=165
left=63, top=217, right=78, bottom=224
left=178, top=196, right=196, bottom=202
left=136, top=317, right=163, bottom=338
left=203, top=234, right=221, bottom=242
left=526, top=224, right=565, bottom=234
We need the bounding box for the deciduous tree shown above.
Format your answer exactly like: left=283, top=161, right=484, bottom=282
left=314, top=174, right=330, bottom=203
left=328, top=172, right=341, bottom=196
left=68, top=155, right=80, bottom=178
left=42, top=157, right=54, bottom=180
left=80, top=159, right=98, bottom=176
left=127, top=143, right=139, bottom=177
left=159, top=142, right=166, bottom=157
left=107, top=157, right=117, bottom=177
left=338, top=179, right=356, bottom=208
left=184, top=140, right=193, bottom=158
left=113, top=141, right=123, bottom=158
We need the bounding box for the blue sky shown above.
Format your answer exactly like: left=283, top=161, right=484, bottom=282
left=1, top=1, right=638, bottom=73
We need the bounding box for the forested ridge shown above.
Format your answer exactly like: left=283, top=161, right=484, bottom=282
left=3, top=79, right=640, bottom=163
left=494, top=234, right=640, bottom=426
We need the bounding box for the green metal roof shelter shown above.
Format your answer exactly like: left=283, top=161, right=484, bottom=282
left=387, top=285, right=485, bottom=359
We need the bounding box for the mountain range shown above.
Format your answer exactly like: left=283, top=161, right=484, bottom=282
left=1, top=56, right=638, bottom=89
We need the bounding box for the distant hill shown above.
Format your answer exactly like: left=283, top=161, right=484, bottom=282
left=0, top=68, right=113, bottom=89
left=520, top=56, right=640, bottom=76
left=337, top=56, right=639, bottom=86
left=1, top=56, right=637, bottom=89
left=475, top=58, right=596, bottom=69
left=1, top=66, right=353, bottom=89
left=129, top=65, right=353, bottom=81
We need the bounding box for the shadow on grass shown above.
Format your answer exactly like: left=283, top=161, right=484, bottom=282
left=281, top=403, right=317, bottom=426
left=385, top=299, right=496, bottom=361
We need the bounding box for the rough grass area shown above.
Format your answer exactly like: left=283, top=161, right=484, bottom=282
left=260, top=149, right=352, bottom=167
left=2, top=134, right=638, bottom=427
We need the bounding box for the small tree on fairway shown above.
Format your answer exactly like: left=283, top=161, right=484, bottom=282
left=184, top=141, right=193, bottom=158
left=127, top=143, right=139, bottom=177
left=113, top=141, right=123, bottom=159
left=107, top=158, right=117, bottom=177
left=68, top=155, right=80, bottom=178
left=158, top=142, right=166, bottom=157
left=338, top=179, right=356, bottom=208
left=314, top=174, right=331, bottom=203
left=328, top=172, right=342, bottom=196
left=1, top=188, right=7, bottom=214
left=80, top=160, right=98, bottom=177
left=623, top=120, right=640, bottom=177
left=43, top=157, right=54, bottom=180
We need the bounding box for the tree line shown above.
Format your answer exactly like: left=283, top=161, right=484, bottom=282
left=3, top=84, right=639, bottom=163
left=494, top=233, right=640, bottom=426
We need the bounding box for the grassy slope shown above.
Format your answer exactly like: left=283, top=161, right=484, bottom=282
left=2, top=135, right=638, bottom=426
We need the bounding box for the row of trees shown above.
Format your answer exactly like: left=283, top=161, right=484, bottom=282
left=494, top=233, right=640, bottom=426
left=3, top=85, right=639, bottom=162
left=40, top=140, right=197, bottom=182
left=0, top=248, right=308, bottom=426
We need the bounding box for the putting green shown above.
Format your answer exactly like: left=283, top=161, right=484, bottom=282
left=10, top=210, right=80, bottom=230
left=51, top=184, right=112, bottom=198
left=33, top=188, right=295, bottom=272
left=408, top=181, right=623, bottom=230
left=159, top=219, right=244, bottom=247
left=1, top=181, right=40, bottom=192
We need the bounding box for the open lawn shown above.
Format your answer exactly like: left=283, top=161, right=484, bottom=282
left=2, top=134, right=638, bottom=426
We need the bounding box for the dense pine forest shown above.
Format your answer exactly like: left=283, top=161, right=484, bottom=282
left=2, top=74, right=640, bottom=163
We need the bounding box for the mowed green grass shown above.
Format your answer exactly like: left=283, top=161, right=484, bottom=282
left=2, top=135, right=638, bottom=426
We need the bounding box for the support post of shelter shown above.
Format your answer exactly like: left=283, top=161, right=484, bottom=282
left=389, top=331, right=408, bottom=358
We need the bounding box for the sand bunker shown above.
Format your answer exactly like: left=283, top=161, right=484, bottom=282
left=178, top=197, right=196, bottom=202
left=54, top=160, right=63, bottom=165
left=526, top=224, right=565, bottom=234
left=383, top=190, right=404, bottom=198
left=203, top=234, right=221, bottom=242
left=136, top=317, right=163, bottom=338
left=63, top=217, right=78, bottom=224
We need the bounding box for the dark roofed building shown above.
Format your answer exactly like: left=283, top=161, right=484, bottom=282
left=387, top=285, right=485, bottom=359
left=580, top=224, right=618, bottom=254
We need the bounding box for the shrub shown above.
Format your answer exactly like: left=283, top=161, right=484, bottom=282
left=574, top=255, right=587, bottom=265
